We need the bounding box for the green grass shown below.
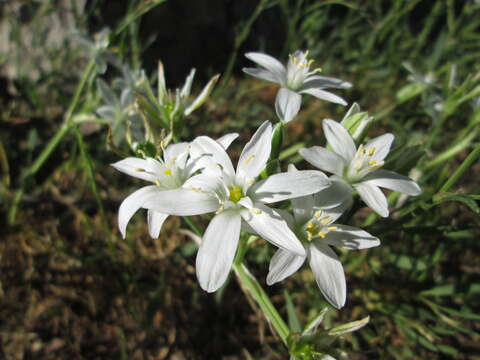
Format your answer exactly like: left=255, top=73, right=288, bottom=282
left=1, top=0, right=479, bottom=358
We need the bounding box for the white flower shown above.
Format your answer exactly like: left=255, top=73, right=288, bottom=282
left=143, top=121, right=331, bottom=292
left=266, top=165, right=380, bottom=309
left=299, top=119, right=422, bottom=217
left=111, top=134, right=238, bottom=239
left=243, top=50, right=351, bottom=123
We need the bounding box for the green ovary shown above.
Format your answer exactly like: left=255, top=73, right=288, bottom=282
left=229, top=186, right=244, bottom=203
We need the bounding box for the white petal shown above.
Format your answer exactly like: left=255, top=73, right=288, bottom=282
left=196, top=210, right=241, bottom=292
left=302, top=75, right=352, bottom=89
left=242, top=67, right=279, bottom=84
left=111, top=157, right=163, bottom=182
left=142, top=188, right=219, bottom=216
left=355, top=182, right=389, bottom=217
left=189, top=136, right=235, bottom=177
left=147, top=210, right=168, bottom=238
left=288, top=164, right=315, bottom=224
left=163, top=142, right=189, bottom=164
left=236, top=121, right=272, bottom=181
left=241, top=203, right=306, bottom=256
left=325, top=225, right=380, bottom=249
left=365, top=133, right=394, bottom=161
left=314, top=176, right=353, bottom=211
left=216, top=133, right=239, bottom=150
left=183, top=173, right=229, bottom=200
left=300, top=88, right=347, bottom=106
left=244, top=52, right=286, bottom=84
left=299, top=146, right=346, bottom=176
left=308, top=243, right=346, bottom=309
left=322, top=119, right=357, bottom=162
left=267, top=248, right=306, bottom=285
left=249, top=170, right=330, bottom=203
left=363, top=169, right=421, bottom=196
left=118, top=185, right=159, bottom=238
left=275, top=88, right=302, bottom=123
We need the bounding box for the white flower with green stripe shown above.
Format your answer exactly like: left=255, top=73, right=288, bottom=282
left=243, top=50, right=351, bottom=123
left=143, top=121, right=331, bottom=293
left=266, top=165, right=380, bottom=309
left=299, top=119, right=421, bottom=217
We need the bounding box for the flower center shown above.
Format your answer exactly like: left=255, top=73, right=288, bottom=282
left=228, top=186, right=244, bottom=203
left=287, top=50, right=322, bottom=90
left=303, top=211, right=337, bottom=242
left=346, top=144, right=384, bottom=183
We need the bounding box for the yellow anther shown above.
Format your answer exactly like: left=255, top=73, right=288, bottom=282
left=246, top=178, right=256, bottom=185
left=319, top=216, right=333, bottom=226
left=169, top=157, right=177, bottom=164
left=368, top=160, right=378, bottom=166
left=251, top=208, right=263, bottom=215
left=317, top=231, right=326, bottom=238
left=307, top=232, right=313, bottom=241
left=243, top=154, right=256, bottom=165
left=367, top=147, right=376, bottom=156
left=135, top=168, right=145, bottom=172
left=306, top=222, right=316, bottom=229
left=155, top=179, right=161, bottom=186
left=312, top=67, right=322, bottom=74
left=358, top=144, right=366, bottom=155
left=327, top=226, right=337, bottom=231
left=304, top=50, right=309, bottom=57
left=307, top=59, right=315, bottom=67
left=314, top=210, right=323, bottom=218
left=164, top=168, right=172, bottom=176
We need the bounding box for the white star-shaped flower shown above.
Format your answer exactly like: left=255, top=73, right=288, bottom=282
left=243, top=50, right=351, bottom=123
left=299, top=119, right=422, bottom=217
left=266, top=166, right=380, bottom=309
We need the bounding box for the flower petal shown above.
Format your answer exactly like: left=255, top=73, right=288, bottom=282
left=299, top=146, right=346, bottom=176
left=142, top=188, right=219, bottom=216
left=322, top=119, right=357, bottom=162
left=302, top=75, right=352, bottom=89
left=325, top=225, right=380, bottom=249
left=189, top=135, right=235, bottom=177
left=363, top=169, right=421, bottom=196
left=365, top=133, right=394, bottom=161
left=314, top=176, right=353, bottom=211
left=118, top=185, right=159, bottom=238
left=275, top=88, right=302, bottom=123
left=355, top=182, right=389, bottom=217
left=288, top=164, right=315, bottom=224
left=267, top=248, right=306, bottom=285
left=196, top=210, right=241, bottom=292
left=147, top=210, right=169, bottom=238
left=163, top=142, right=189, bottom=164
left=249, top=170, right=330, bottom=203
left=308, top=243, right=346, bottom=309
left=242, top=67, right=280, bottom=84
left=111, top=157, right=163, bottom=182
left=241, top=202, right=306, bottom=256
left=300, top=88, right=347, bottom=106
left=216, top=133, right=239, bottom=150
left=244, top=52, right=286, bottom=84
left=236, top=121, right=272, bottom=181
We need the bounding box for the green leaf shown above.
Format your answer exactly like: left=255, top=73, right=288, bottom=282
left=396, top=82, right=427, bottom=104
left=420, top=284, right=455, bottom=297
left=432, top=193, right=480, bottom=214
left=284, top=290, right=302, bottom=333
left=303, top=307, right=329, bottom=336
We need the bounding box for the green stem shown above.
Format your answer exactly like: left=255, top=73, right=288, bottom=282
left=182, top=216, right=291, bottom=346
left=8, top=60, right=96, bottom=224
left=439, top=145, right=480, bottom=193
